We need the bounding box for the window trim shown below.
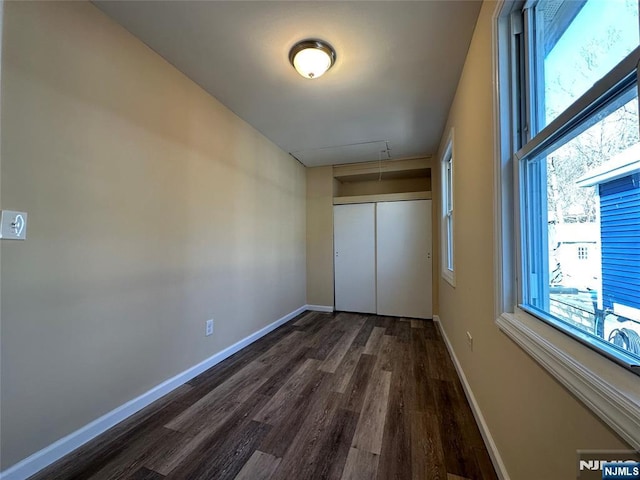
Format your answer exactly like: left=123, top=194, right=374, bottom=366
left=441, top=128, right=456, bottom=287
left=492, top=0, right=640, bottom=449
left=496, top=310, right=640, bottom=450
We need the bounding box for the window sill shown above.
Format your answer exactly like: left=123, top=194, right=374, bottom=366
left=496, top=310, right=640, bottom=449
left=442, top=270, right=456, bottom=288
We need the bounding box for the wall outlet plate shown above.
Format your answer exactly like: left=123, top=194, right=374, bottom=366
left=206, top=319, right=214, bottom=336
left=0, top=210, right=28, bottom=240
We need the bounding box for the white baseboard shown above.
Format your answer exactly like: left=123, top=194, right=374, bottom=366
left=306, top=304, right=334, bottom=312
left=433, top=315, right=510, bottom=480
left=0, top=304, right=309, bottom=480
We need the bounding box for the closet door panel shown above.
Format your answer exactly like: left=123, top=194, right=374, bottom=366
left=376, top=200, right=432, bottom=319
left=334, top=203, right=376, bottom=313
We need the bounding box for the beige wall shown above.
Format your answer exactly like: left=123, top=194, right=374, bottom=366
left=306, top=166, right=334, bottom=307
left=0, top=1, right=306, bottom=469
left=336, top=176, right=430, bottom=197
left=433, top=2, right=629, bottom=480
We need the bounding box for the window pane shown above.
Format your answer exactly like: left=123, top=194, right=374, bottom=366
left=446, top=158, right=453, bottom=212
left=537, top=0, right=639, bottom=129
left=447, top=217, right=454, bottom=270
left=523, top=86, right=640, bottom=364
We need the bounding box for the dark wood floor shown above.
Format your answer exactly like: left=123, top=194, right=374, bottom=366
left=31, top=312, right=498, bottom=480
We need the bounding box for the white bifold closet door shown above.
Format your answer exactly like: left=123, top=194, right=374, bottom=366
left=334, top=203, right=376, bottom=313
left=376, top=200, right=432, bottom=319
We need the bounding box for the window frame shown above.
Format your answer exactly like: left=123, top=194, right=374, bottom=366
left=440, top=128, right=456, bottom=287
left=519, top=79, right=640, bottom=371
left=517, top=7, right=640, bottom=372
left=492, top=0, right=640, bottom=450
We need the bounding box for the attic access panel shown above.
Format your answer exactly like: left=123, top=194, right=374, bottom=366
left=292, top=141, right=390, bottom=167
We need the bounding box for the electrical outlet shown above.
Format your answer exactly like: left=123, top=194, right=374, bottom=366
left=0, top=210, right=28, bottom=240
left=206, top=319, right=214, bottom=336
left=466, top=331, right=473, bottom=350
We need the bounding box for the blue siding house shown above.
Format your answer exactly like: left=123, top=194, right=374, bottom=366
left=578, top=145, right=640, bottom=319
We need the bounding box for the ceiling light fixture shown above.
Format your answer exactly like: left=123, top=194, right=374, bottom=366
left=289, top=40, right=336, bottom=79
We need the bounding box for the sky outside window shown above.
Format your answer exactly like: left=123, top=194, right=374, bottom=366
left=543, top=0, right=639, bottom=126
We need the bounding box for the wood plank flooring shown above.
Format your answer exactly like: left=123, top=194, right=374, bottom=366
left=30, top=312, right=498, bottom=480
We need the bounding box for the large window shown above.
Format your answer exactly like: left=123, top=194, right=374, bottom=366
left=511, top=0, right=640, bottom=372
left=441, top=129, right=455, bottom=287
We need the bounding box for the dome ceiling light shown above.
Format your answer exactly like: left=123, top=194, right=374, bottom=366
left=289, top=40, right=336, bottom=79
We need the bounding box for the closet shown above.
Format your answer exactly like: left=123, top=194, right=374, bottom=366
left=333, top=199, right=432, bottom=319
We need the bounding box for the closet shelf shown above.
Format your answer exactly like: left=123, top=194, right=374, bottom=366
left=333, top=191, right=431, bottom=205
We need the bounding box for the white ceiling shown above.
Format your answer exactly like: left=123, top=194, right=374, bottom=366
left=94, top=1, right=481, bottom=167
